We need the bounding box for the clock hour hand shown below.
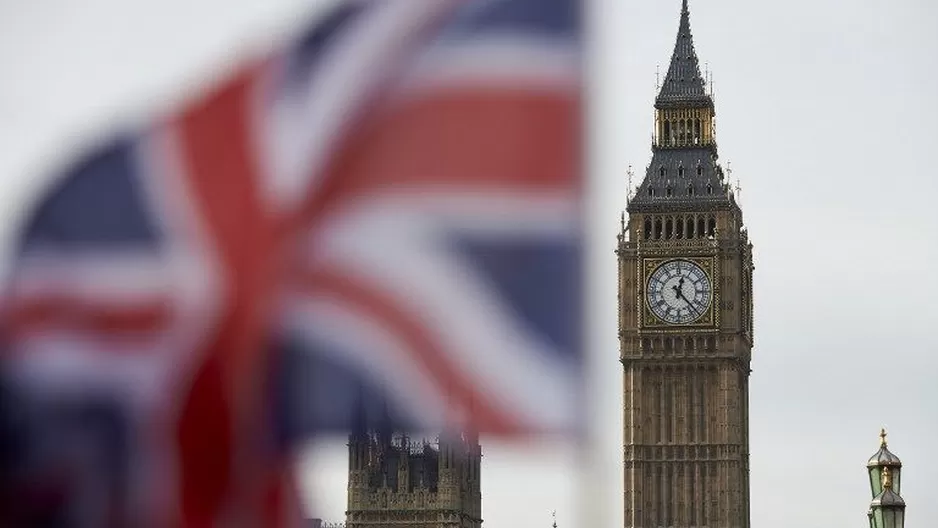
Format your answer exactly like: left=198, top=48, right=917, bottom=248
left=672, top=284, right=700, bottom=316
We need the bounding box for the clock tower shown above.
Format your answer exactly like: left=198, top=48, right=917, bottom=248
left=617, top=1, right=754, bottom=527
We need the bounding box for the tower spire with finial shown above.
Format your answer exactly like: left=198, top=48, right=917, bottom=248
left=880, top=427, right=888, bottom=447
left=656, top=0, right=708, bottom=104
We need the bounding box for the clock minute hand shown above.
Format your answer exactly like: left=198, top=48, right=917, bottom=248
left=673, top=285, right=700, bottom=316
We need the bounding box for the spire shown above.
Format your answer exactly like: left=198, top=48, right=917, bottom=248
left=656, top=0, right=710, bottom=106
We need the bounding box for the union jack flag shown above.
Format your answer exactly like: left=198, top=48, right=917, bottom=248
left=0, top=0, right=582, bottom=526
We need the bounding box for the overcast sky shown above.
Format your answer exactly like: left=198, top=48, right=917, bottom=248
left=1, top=1, right=936, bottom=527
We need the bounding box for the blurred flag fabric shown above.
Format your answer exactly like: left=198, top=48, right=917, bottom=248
left=0, top=0, right=582, bottom=526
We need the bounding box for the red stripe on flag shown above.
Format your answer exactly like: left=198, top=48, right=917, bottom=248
left=3, top=298, right=172, bottom=340
left=294, top=268, right=522, bottom=435
left=290, top=90, right=580, bottom=232
left=173, top=61, right=280, bottom=526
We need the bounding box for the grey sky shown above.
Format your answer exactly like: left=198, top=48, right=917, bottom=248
left=1, top=1, right=936, bottom=527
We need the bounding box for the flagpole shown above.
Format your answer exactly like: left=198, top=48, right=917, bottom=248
left=579, top=0, right=610, bottom=526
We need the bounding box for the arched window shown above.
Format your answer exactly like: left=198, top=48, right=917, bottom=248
left=708, top=217, right=716, bottom=237
left=706, top=183, right=713, bottom=195
left=648, top=187, right=655, bottom=196
left=688, top=185, right=695, bottom=196
left=666, top=187, right=673, bottom=197
left=688, top=216, right=696, bottom=238
left=663, top=120, right=671, bottom=143
left=665, top=218, right=673, bottom=239
left=678, top=166, right=685, bottom=177
left=676, top=217, right=685, bottom=239
left=659, top=167, right=666, bottom=177
left=697, top=166, right=703, bottom=176
left=654, top=217, right=663, bottom=239
left=697, top=217, right=705, bottom=236
left=694, top=118, right=701, bottom=143
left=644, top=218, right=652, bottom=240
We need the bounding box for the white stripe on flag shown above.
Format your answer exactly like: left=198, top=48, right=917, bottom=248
left=396, top=34, right=580, bottom=99
left=302, top=192, right=580, bottom=431
left=10, top=250, right=173, bottom=303
left=282, top=295, right=451, bottom=430
left=258, top=1, right=459, bottom=214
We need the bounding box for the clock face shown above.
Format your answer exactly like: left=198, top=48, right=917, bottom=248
left=645, top=259, right=712, bottom=325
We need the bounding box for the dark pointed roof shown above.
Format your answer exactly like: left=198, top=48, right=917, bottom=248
left=871, top=487, right=906, bottom=508
left=868, top=444, right=902, bottom=468
left=656, top=0, right=710, bottom=108
left=628, top=148, right=733, bottom=213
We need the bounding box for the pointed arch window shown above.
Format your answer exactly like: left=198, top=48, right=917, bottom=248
left=678, top=166, right=685, bottom=177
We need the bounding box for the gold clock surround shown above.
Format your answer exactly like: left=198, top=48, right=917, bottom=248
left=640, top=256, right=719, bottom=330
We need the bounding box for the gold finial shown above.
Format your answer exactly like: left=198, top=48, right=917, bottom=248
left=880, top=428, right=888, bottom=447
left=882, top=466, right=893, bottom=490
left=552, top=510, right=557, bottom=528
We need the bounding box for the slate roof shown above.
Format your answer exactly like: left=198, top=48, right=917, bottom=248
left=628, top=147, right=732, bottom=213
left=656, top=0, right=711, bottom=108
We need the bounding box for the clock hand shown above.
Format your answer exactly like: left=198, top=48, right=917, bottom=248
left=672, top=278, right=688, bottom=303
left=673, top=286, right=700, bottom=316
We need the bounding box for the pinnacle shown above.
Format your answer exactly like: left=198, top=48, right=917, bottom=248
left=656, top=0, right=709, bottom=105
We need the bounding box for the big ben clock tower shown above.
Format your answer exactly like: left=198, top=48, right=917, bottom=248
left=617, top=1, right=753, bottom=527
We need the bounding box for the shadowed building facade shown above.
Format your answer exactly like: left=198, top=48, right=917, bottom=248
left=345, top=428, right=482, bottom=528
left=617, top=1, right=754, bottom=527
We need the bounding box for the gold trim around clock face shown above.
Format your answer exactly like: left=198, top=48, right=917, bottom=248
left=641, top=256, right=717, bottom=328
